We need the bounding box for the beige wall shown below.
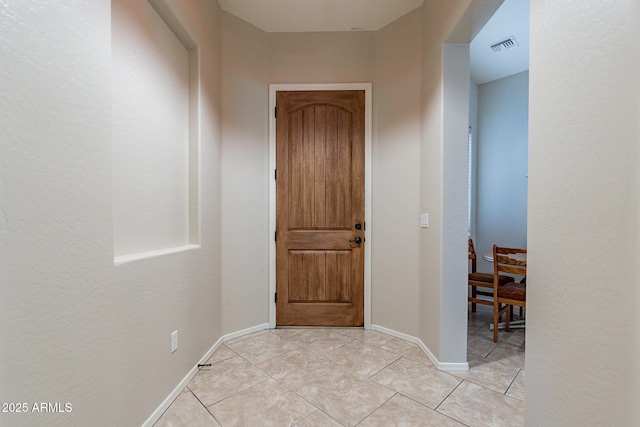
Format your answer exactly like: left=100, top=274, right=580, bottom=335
left=268, top=31, right=376, bottom=83
left=220, top=14, right=377, bottom=335
left=372, top=9, right=423, bottom=337
left=220, top=12, right=270, bottom=333
left=419, top=0, right=477, bottom=362
left=216, top=1, right=640, bottom=424
left=6, top=1, right=640, bottom=426
left=17, top=0, right=631, bottom=425
left=220, top=7, right=437, bottom=343
left=220, top=3, right=477, bottom=365
left=1, top=1, right=223, bottom=426
left=527, top=1, right=640, bottom=425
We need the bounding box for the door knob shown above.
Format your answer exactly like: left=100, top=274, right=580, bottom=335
left=355, top=222, right=362, bottom=230
left=349, top=236, right=362, bottom=244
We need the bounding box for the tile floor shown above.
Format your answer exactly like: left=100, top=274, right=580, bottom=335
left=154, top=305, right=525, bottom=426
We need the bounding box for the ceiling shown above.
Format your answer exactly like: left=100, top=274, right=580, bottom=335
left=217, top=0, right=424, bottom=33
left=470, top=0, right=529, bottom=84
left=218, top=0, right=529, bottom=84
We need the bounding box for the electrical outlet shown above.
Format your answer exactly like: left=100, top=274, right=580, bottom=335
left=171, top=330, right=178, bottom=353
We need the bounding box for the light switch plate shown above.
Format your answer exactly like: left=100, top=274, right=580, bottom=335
left=171, top=330, right=178, bottom=353
left=420, top=213, right=429, bottom=228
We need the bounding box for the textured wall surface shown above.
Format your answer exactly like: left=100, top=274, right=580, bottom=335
left=372, top=8, right=423, bottom=338
left=527, top=1, right=640, bottom=425
left=220, top=12, right=271, bottom=333
left=1, top=1, right=223, bottom=426
left=112, top=0, right=191, bottom=257
left=440, top=43, right=473, bottom=363
left=215, top=1, right=476, bottom=366
left=4, top=0, right=591, bottom=425
left=418, top=0, right=487, bottom=363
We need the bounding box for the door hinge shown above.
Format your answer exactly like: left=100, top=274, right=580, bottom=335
left=274, top=106, right=277, bottom=118
left=274, top=231, right=277, bottom=242
left=274, top=169, right=277, bottom=180
left=274, top=292, right=277, bottom=303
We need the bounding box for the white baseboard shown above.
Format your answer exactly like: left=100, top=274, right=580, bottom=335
left=220, top=323, right=271, bottom=343
left=370, top=324, right=469, bottom=371
left=141, top=323, right=270, bottom=427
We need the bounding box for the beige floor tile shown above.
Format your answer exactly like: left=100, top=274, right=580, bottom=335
left=157, top=314, right=528, bottom=427
left=296, top=368, right=395, bottom=427
left=257, top=347, right=336, bottom=391
left=324, top=340, right=400, bottom=376
left=205, top=344, right=237, bottom=365
left=506, top=370, right=525, bottom=401
left=485, top=324, right=526, bottom=346
left=472, top=322, right=498, bottom=340
left=226, top=330, right=299, bottom=364
left=209, top=378, right=316, bottom=427
left=487, top=341, right=525, bottom=370
left=337, top=329, right=396, bottom=346
left=285, top=329, right=353, bottom=354
left=188, top=356, right=269, bottom=406
left=380, top=338, right=432, bottom=365
left=437, top=381, right=524, bottom=427
left=269, top=328, right=305, bottom=339
left=467, top=310, right=493, bottom=333
left=468, top=313, right=525, bottom=356
left=153, top=390, right=220, bottom=427
left=467, top=333, right=499, bottom=357
left=467, top=322, right=489, bottom=335
left=294, top=410, right=343, bottom=427
left=370, top=357, right=462, bottom=409
left=359, top=394, right=464, bottom=427
left=446, top=354, right=520, bottom=394
left=502, top=328, right=526, bottom=347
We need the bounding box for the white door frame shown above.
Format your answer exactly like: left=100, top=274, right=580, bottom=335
left=268, top=83, right=372, bottom=329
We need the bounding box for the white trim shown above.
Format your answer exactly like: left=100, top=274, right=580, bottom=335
left=114, top=245, right=200, bottom=266
left=268, top=83, right=373, bottom=329
left=141, top=323, right=270, bottom=427
left=370, top=324, right=469, bottom=371
left=221, top=323, right=271, bottom=342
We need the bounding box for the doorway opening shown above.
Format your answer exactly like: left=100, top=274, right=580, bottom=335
left=268, top=83, right=372, bottom=328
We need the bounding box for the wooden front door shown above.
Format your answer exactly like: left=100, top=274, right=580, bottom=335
left=276, top=90, right=365, bottom=326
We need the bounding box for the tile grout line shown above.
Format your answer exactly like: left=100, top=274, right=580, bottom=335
left=504, top=368, right=522, bottom=399
left=352, top=392, right=398, bottom=426
left=393, top=391, right=465, bottom=421
left=293, top=409, right=345, bottom=427
left=433, top=378, right=465, bottom=413
left=183, top=387, right=224, bottom=427
left=237, top=331, right=347, bottom=426
left=278, top=330, right=403, bottom=426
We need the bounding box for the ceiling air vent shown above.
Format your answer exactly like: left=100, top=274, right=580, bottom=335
left=490, top=36, right=519, bottom=53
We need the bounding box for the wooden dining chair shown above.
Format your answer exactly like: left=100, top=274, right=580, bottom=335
left=468, top=238, right=513, bottom=312
left=492, top=245, right=527, bottom=343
